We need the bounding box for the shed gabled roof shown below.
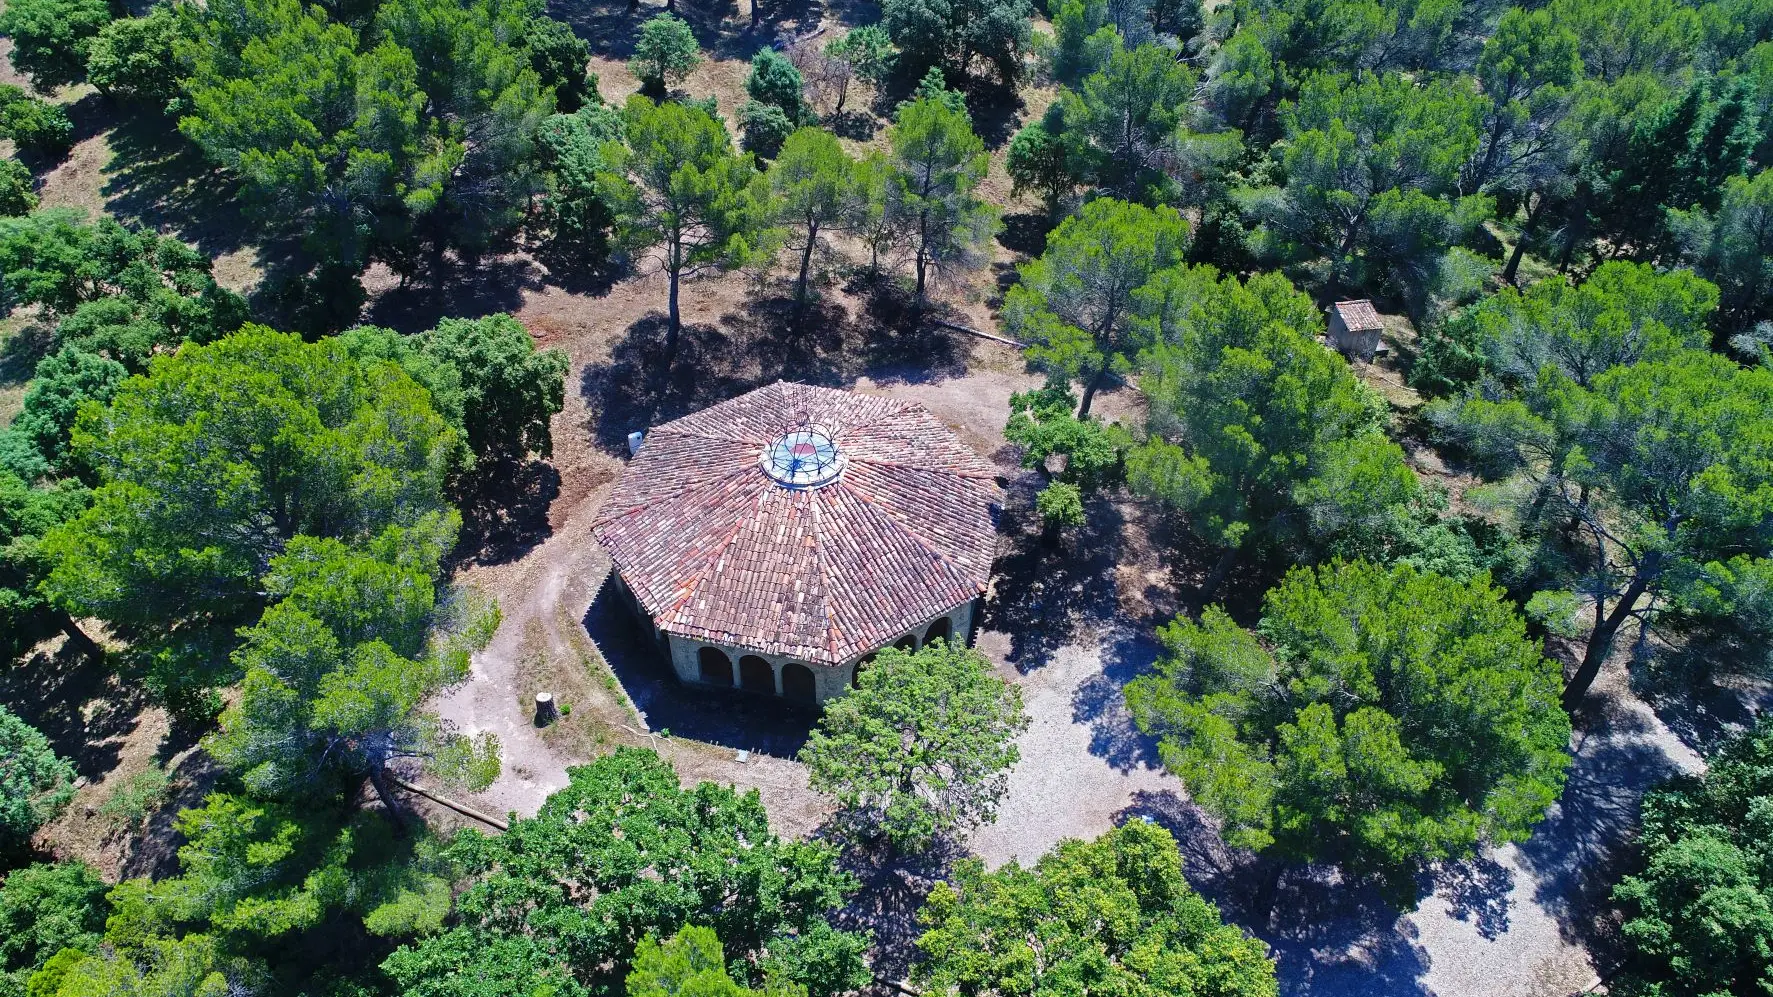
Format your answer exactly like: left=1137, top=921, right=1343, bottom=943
left=1332, top=299, right=1384, bottom=331
left=592, top=382, right=1001, bottom=665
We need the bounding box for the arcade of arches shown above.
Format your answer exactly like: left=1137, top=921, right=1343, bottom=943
left=673, top=603, right=976, bottom=706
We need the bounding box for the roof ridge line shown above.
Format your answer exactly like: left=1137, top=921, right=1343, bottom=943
left=808, top=491, right=843, bottom=661
left=845, top=453, right=999, bottom=479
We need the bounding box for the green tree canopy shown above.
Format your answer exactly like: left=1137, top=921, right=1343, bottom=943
left=534, top=103, right=625, bottom=265
left=1127, top=560, right=1573, bottom=908
left=35, top=791, right=457, bottom=996
left=0, top=0, right=110, bottom=92
left=629, top=13, right=701, bottom=94
left=179, top=0, right=555, bottom=319
left=0, top=861, right=108, bottom=991
left=881, top=0, right=1032, bottom=84
left=1059, top=41, right=1199, bottom=203
left=1432, top=344, right=1773, bottom=707
left=603, top=96, right=773, bottom=353
left=767, top=128, right=859, bottom=304
left=85, top=6, right=187, bottom=108
left=0, top=86, right=72, bottom=157
left=1610, top=718, right=1773, bottom=997
left=628, top=926, right=803, bottom=997
left=0, top=210, right=247, bottom=371
left=800, top=639, right=1029, bottom=851
left=1415, top=261, right=1717, bottom=396
left=0, top=159, right=35, bottom=218
left=383, top=748, right=868, bottom=997
left=0, top=704, right=75, bottom=856
left=205, top=515, right=501, bottom=813
left=1242, top=70, right=1490, bottom=302
left=886, top=95, right=996, bottom=306
left=1006, top=197, right=1188, bottom=415
left=1126, top=267, right=1416, bottom=592
left=0, top=346, right=127, bottom=481
left=42, top=328, right=457, bottom=711
left=0, top=471, right=88, bottom=661
left=916, top=821, right=1278, bottom=997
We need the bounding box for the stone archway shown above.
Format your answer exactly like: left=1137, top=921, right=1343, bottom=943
left=698, top=646, right=733, bottom=686
left=894, top=635, right=917, bottom=652
left=851, top=653, right=876, bottom=689
left=782, top=662, right=817, bottom=704
left=739, top=655, right=775, bottom=695
left=924, top=616, right=952, bottom=647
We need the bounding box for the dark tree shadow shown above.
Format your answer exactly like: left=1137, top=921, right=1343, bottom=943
left=979, top=480, right=1126, bottom=672
left=1070, top=627, right=1164, bottom=772
left=1514, top=698, right=1691, bottom=953
left=1432, top=853, right=1515, bottom=941
left=826, top=836, right=967, bottom=984
left=100, top=108, right=254, bottom=262
left=1112, top=790, right=1435, bottom=997
left=450, top=460, right=561, bottom=568
left=1640, top=671, right=1773, bottom=758
left=363, top=253, right=545, bottom=333
left=826, top=109, right=880, bottom=141
left=0, top=319, right=53, bottom=390
left=549, top=0, right=823, bottom=63
left=582, top=581, right=819, bottom=757
left=956, top=77, right=1024, bottom=150
left=580, top=291, right=971, bottom=456
left=117, top=750, right=224, bottom=881
left=996, top=211, right=1052, bottom=258
left=0, top=639, right=144, bottom=781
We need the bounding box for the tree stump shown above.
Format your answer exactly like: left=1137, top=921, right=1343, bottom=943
left=534, top=692, right=558, bottom=727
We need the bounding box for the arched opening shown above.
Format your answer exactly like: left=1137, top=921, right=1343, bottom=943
left=851, top=653, right=876, bottom=689
left=894, top=635, right=917, bottom=653
left=924, top=617, right=952, bottom=648
left=782, top=662, right=817, bottom=704
left=697, top=646, right=733, bottom=686
left=739, top=655, right=775, bottom=694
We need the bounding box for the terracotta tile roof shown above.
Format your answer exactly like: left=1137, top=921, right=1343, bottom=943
left=1333, top=299, right=1383, bottom=331
left=592, top=382, right=1002, bottom=665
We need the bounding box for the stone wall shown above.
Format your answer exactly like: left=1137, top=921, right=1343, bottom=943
left=660, top=598, right=979, bottom=706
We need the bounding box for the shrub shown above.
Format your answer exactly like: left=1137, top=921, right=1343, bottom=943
left=0, top=705, right=75, bottom=854
left=0, top=87, right=72, bottom=157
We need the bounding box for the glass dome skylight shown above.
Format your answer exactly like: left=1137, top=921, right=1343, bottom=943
left=761, top=429, right=845, bottom=488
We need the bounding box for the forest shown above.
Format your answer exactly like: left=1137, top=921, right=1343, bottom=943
left=0, top=0, right=1770, bottom=991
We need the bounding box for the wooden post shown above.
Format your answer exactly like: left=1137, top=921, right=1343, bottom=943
left=534, top=691, right=559, bottom=727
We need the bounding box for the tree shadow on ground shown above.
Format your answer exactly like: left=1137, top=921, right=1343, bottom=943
left=450, top=460, right=560, bottom=568
left=100, top=107, right=254, bottom=263
left=0, top=318, right=53, bottom=389
left=117, top=750, right=223, bottom=881
left=997, top=211, right=1051, bottom=259
left=1515, top=693, right=1692, bottom=954
left=1640, top=672, right=1773, bottom=758
left=958, top=77, right=1024, bottom=150
left=980, top=479, right=1127, bottom=672
left=826, top=836, right=966, bottom=984
left=550, top=0, right=822, bottom=62
left=579, top=292, right=970, bottom=455
left=1431, top=852, right=1515, bottom=941
left=1070, top=626, right=1164, bottom=772
left=0, top=638, right=144, bottom=781
left=363, top=254, right=546, bottom=333
left=582, top=582, right=819, bottom=757
left=1118, top=790, right=1435, bottom=997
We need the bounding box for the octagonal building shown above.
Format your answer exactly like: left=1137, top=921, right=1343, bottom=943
left=593, top=381, right=1001, bottom=705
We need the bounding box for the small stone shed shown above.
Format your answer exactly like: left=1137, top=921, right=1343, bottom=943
left=592, top=381, right=1002, bottom=706
left=1327, top=299, right=1385, bottom=361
